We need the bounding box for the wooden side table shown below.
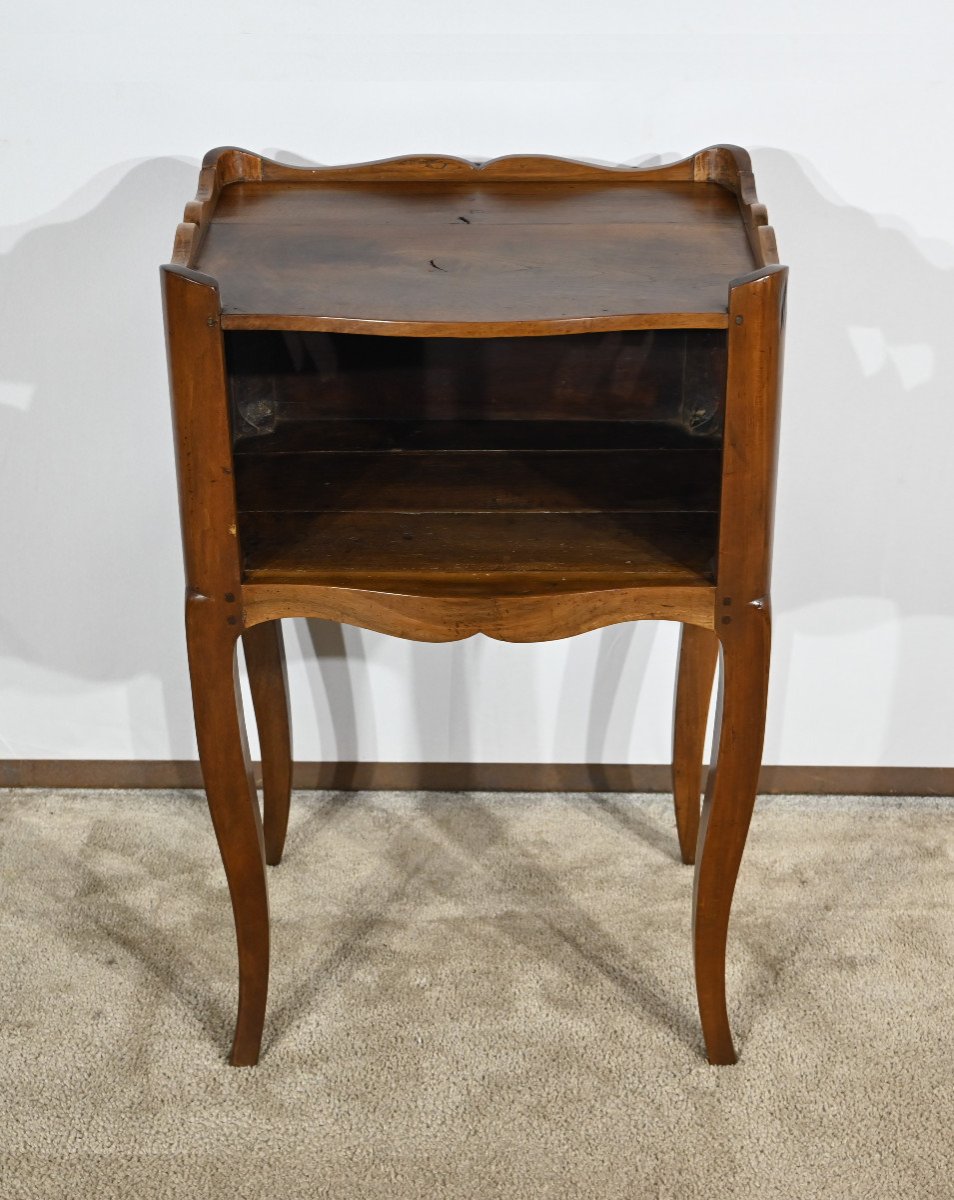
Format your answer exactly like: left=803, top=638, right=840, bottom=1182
left=161, top=146, right=786, bottom=1066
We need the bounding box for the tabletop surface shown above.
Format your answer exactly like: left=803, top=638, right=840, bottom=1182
left=192, top=175, right=757, bottom=334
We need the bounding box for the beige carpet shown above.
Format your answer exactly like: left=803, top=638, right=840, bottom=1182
left=0, top=788, right=952, bottom=1199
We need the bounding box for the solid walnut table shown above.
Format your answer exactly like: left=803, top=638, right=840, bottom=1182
left=161, top=145, right=786, bottom=1066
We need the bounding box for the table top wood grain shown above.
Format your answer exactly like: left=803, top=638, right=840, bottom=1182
left=173, top=146, right=773, bottom=336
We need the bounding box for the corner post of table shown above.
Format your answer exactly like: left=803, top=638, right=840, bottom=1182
left=692, top=263, right=787, bottom=1064
left=161, top=263, right=271, bottom=1066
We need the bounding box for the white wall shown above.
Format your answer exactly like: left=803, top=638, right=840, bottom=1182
left=2, top=1, right=953, bottom=767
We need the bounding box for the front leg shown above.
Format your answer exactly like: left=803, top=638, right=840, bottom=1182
left=692, top=602, right=770, bottom=1064
left=187, top=594, right=270, bottom=1066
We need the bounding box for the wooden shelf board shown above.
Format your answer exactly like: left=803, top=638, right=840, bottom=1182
left=239, top=510, right=718, bottom=592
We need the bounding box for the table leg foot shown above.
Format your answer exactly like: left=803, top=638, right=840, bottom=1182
left=187, top=595, right=270, bottom=1066
left=692, top=603, right=770, bottom=1065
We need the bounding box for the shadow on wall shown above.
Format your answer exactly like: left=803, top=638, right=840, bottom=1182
left=0, top=150, right=951, bottom=767
left=0, top=157, right=200, bottom=756
left=755, top=148, right=954, bottom=764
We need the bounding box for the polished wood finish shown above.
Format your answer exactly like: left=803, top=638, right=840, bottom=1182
left=243, top=621, right=292, bottom=866
left=693, top=264, right=786, bottom=1064
left=240, top=511, right=718, bottom=590
left=672, top=624, right=719, bottom=864
left=186, top=598, right=268, bottom=1067
left=173, top=146, right=770, bottom=337
left=163, top=264, right=270, bottom=1066
left=162, top=146, right=786, bottom=1066
left=693, top=607, right=770, bottom=1064
left=242, top=583, right=716, bottom=644
left=204, top=206, right=748, bottom=333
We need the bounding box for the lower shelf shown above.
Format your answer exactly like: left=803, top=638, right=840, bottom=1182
left=241, top=510, right=717, bottom=592
left=235, top=420, right=719, bottom=595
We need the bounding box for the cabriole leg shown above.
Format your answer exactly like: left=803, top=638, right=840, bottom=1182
left=692, top=603, right=770, bottom=1064
left=672, top=623, right=719, bottom=865
left=243, top=620, right=293, bottom=866
left=186, top=595, right=270, bottom=1066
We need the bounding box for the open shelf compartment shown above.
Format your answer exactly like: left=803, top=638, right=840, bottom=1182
left=227, top=329, right=724, bottom=594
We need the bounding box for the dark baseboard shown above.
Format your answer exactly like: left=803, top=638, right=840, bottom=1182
left=0, top=760, right=951, bottom=795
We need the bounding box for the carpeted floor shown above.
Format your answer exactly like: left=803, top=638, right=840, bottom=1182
left=0, top=788, right=952, bottom=1199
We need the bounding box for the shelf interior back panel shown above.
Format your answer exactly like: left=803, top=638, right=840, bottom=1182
left=226, top=329, right=728, bottom=438
left=234, top=449, right=721, bottom=514
left=232, top=419, right=716, bottom=454
left=228, top=329, right=723, bottom=593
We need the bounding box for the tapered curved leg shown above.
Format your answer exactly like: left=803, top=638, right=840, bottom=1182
left=187, top=597, right=269, bottom=1066
left=243, top=620, right=292, bottom=866
left=672, top=623, right=719, bottom=865
left=692, top=603, right=770, bottom=1064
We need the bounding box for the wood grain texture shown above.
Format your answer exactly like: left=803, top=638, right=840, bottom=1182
left=239, top=511, right=719, bottom=592
left=717, top=265, right=787, bottom=609
left=696, top=145, right=779, bottom=266
left=162, top=146, right=785, bottom=1066
left=165, top=264, right=269, bottom=1065
left=203, top=214, right=749, bottom=335
left=688, top=263, right=786, bottom=1064
left=222, top=313, right=730, bottom=337
left=242, top=584, right=716, bottom=643
left=167, top=146, right=775, bottom=337
left=171, top=145, right=775, bottom=254
left=693, top=603, right=770, bottom=1064
left=212, top=180, right=746, bottom=226
left=161, top=266, right=242, bottom=597
left=672, top=624, right=719, bottom=864
left=243, top=621, right=292, bottom=866
left=186, top=596, right=269, bottom=1067
left=256, top=150, right=701, bottom=184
